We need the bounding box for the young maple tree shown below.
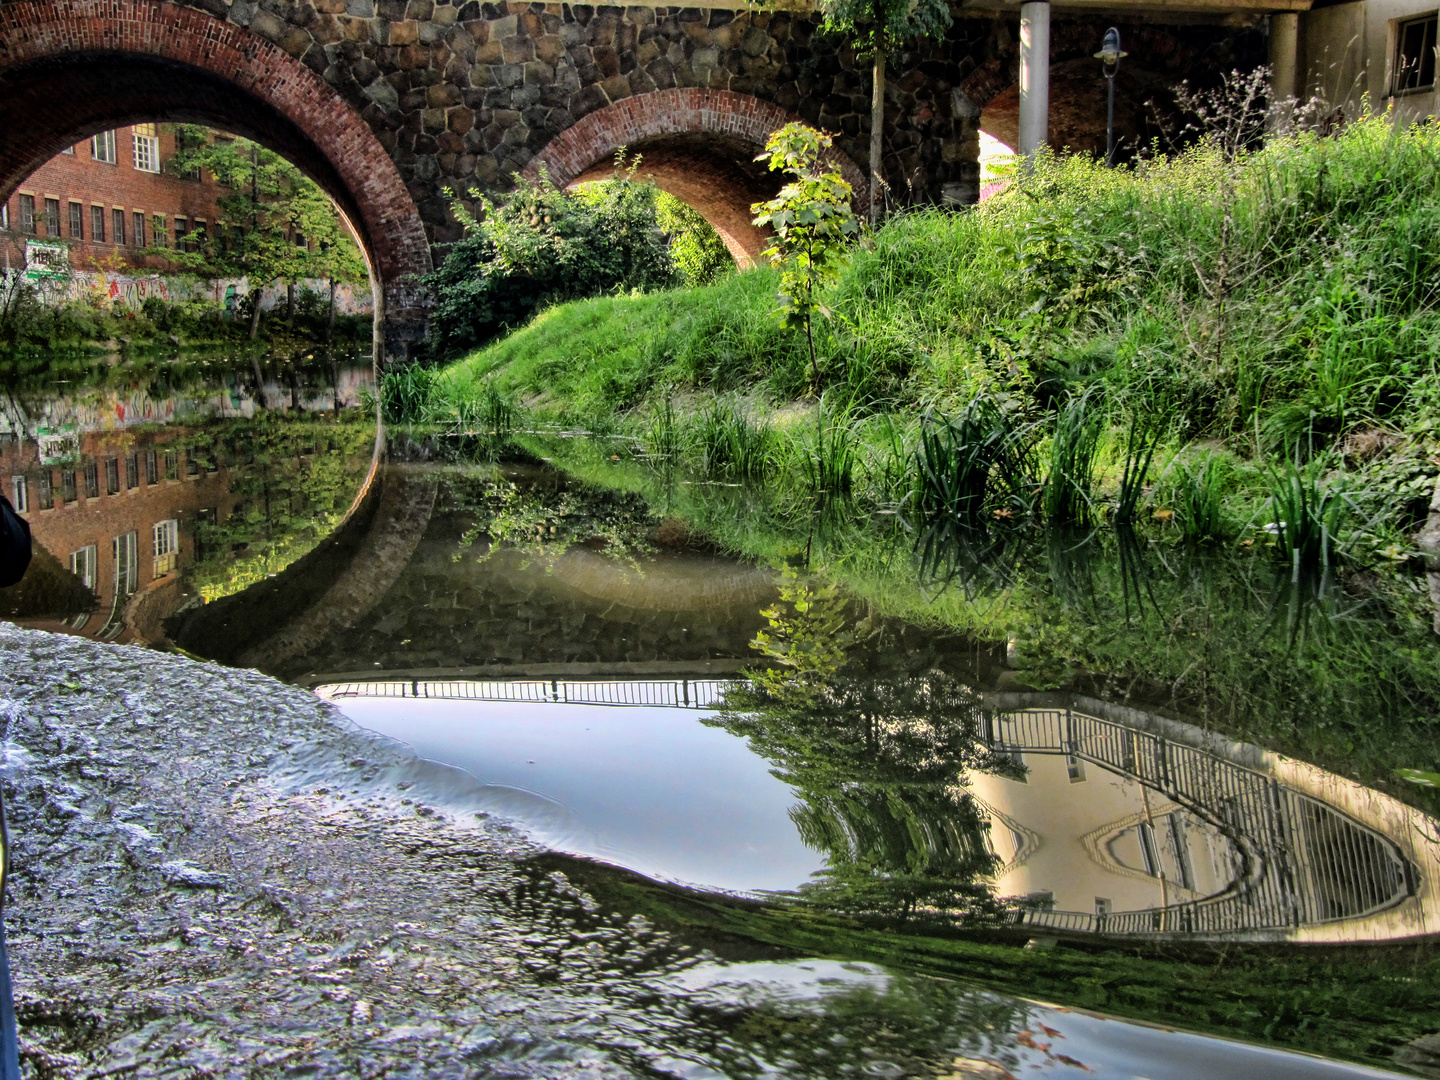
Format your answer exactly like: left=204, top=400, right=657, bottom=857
left=751, top=123, right=860, bottom=389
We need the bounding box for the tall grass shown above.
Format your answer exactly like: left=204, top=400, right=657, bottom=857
left=1267, top=459, right=1353, bottom=580
left=1043, top=393, right=1101, bottom=525
left=909, top=398, right=1033, bottom=522
left=694, top=400, right=778, bottom=481
left=799, top=392, right=858, bottom=497
left=1170, top=452, right=1231, bottom=543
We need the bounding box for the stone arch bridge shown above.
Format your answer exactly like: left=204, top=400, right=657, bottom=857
left=0, top=0, right=1282, bottom=358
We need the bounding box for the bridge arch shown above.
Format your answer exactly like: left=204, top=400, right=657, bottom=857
left=524, top=88, right=869, bottom=268
left=0, top=0, right=433, bottom=358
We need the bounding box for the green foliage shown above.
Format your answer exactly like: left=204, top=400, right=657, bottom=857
left=654, top=191, right=732, bottom=286
left=1043, top=392, right=1102, bottom=524
left=909, top=398, right=1033, bottom=522
left=800, top=391, right=859, bottom=497
left=694, top=398, right=778, bottom=481
left=165, top=127, right=368, bottom=337
left=424, top=160, right=679, bottom=358
left=1266, top=458, right=1354, bottom=580
left=747, top=563, right=856, bottom=694
left=1167, top=451, right=1232, bottom=543
left=752, top=124, right=861, bottom=386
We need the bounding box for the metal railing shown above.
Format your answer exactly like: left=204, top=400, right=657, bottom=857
left=989, top=708, right=1413, bottom=936
left=318, top=678, right=731, bottom=710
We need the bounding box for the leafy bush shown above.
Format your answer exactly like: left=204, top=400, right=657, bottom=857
left=655, top=191, right=732, bottom=287
left=423, top=161, right=680, bottom=358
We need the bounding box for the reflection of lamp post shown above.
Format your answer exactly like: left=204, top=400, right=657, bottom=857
left=1094, top=27, right=1127, bottom=166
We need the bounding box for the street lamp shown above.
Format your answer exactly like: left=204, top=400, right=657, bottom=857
left=1094, top=27, right=1127, bottom=166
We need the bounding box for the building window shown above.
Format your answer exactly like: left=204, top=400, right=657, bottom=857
left=1138, top=822, right=1161, bottom=878
left=43, top=198, right=59, bottom=238
left=1066, top=754, right=1086, bottom=783
left=113, top=209, right=126, bottom=246
left=60, top=469, right=77, bottom=504
left=133, top=212, right=145, bottom=248
left=153, top=519, right=179, bottom=576
left=62, top=145, right=75, bottom=156
left=18, top=195, right=35, bottom=236
left=175, top=218, right=189, bottom=251
left=114, top=531, right=138, bottom=596
left=125, top=453, right=139, bottom=490
left=293, top=230, right=306, bottom=249
left=105, top=457, right=119, bottom=495
left=37, top=471, right=52, bottom=509
left=69, top=545, right=97, bottom=590
left=193, top=220, right=207, bottom=250
left=132, top=124, right=160, bottom=172
left=10, top=477, right=26, bottom=513
left=91, top=130, right=118, bottom=165
left=69, top=202, right=83, bottom=239
left=145, top=449, right=158, bottom=485
left=151, top=215, right=168, bottom=248
left=91, top=205, right=106, bottom=243
left=164, top=450, right=178, bottom=481
left=84, top=460, right=98, bottom=500
left=185, top=451, right=200, bottom=478
left=1395, top=14, right=1438, bottom=94
left=0, top=204, right=7, bottom=230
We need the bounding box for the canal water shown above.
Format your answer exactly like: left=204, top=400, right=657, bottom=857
left=4, top=359, right=1438, bottom=1077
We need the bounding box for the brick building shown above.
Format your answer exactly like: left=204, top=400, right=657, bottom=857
left=1, top=124, right=226, bottom=276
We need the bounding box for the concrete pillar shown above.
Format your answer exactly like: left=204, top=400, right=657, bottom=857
left=1269, top=12, right=1300, bottom=104
left=1019, top=0, right=1051, bottom=158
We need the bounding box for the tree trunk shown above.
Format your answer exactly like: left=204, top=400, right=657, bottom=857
left=248, top=288, right=263, bottom=341
left=326, top=278, right=337, bottom=341
left=870, top=42, right=886, bottom=225
left=250, top=354, right=268, bottom=410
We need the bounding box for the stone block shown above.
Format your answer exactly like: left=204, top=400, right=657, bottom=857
left=388, top=19, right=420, bottom=45
left=534, top=35, right=566, bottom=64
left=523, top=61, right=555, bottom=84
left=423, top=107, right=447, bottom=132
left=448, top=105, right=476, bottom=132
left=345, top=0, right=374, bottom=14
left=494, top=62, right=524, bottom=86
left=599, top=73, right=630, bottom=101
left=489, top=14, right=518, bottom=38
left=427, top=82, right=462, bottom=106
left=511, top=83, right=541, bottom=107
left=475, top=39, right=503, bottom=62
left=405, top=0, right=433, bottom=17
left=501, top=35, right=534, bottom=62
left=593, top=45, right=620, bottom=78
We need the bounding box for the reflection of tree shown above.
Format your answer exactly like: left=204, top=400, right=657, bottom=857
left=713, top=667, right=1017, bottom=920
left=187, top=416, right=375, bottom=601
left=449, top=472, right=658, bottom=573
left=645, top=966, right=1042, bottom=1080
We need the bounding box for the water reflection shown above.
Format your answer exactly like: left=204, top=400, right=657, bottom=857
left=0, top=360, right=375, bottom=644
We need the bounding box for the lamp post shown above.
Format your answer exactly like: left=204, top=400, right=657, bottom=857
left=1094, top=27, right=1126, bottom=166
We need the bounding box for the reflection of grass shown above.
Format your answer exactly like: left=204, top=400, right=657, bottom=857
left=536, top=851, right=1440, bottom=1074
left=514, top=433, right=1440, bottom=818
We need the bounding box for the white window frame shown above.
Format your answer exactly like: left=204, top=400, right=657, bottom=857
left=69, top=545, right=97, bottom=590
left=10, top=476, right=26, bottom=513
left=91, top=130, right=118, bottom=165
left=132, top=125, right=160, bottom=173
left=153, top=519, right=179, bottom=577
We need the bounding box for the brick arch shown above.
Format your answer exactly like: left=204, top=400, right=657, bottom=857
left=0, top=0, right=433, bottom=358
left=524, top=88, right=869, bottom=269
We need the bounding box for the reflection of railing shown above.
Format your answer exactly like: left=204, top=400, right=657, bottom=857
left=318, top=678, right=731, bottom=710
left=988, top=708, right=1413, bottom=936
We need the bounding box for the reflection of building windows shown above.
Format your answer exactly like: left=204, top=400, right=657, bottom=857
left=113, top=209, right=126, bottom=247
left=133, top=212, right=145, bottom=248
left=69, top=202, right=83, bottom=239
left=44, top=198, right=59, bottom=237
left=1394, top=14, right=1438, bottom=94
left=84, top=460, right=98, bottom=500
left=10, top=477, right=26, bottom=513
left=91, top=130, right=118, bottom=164
left=164, top=450, right=178, bottom=481
left=61, top=469, right=77, bottom=504
left=132, top=124, right=160, bottom=172
left=1095, top=897, right=1111, bottom=915
left=37, top=471, right=52, bottom=509
left=125, top=453, right=138, bottom=490
left=18, top=195, right=35, bottom=236
left=185, top=452, right=199, bottom=479
left=153, top=519, right=179, bottom=576
left=145, top=449, right=158, bottom=485
left=1066, top=754, right=1086, bottom=783
left=105, top=457, right=119, bottom=495
left=1167, top=813, right=1196, bottom=891
left=69, top=545, right=97, bottom=590
left=91, top=205, right=105, bottom=243
left=114, top=532, right=138, bottom=596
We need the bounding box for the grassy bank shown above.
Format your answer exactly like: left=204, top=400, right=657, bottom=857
left=420, top=116, right=1440, bottom=553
